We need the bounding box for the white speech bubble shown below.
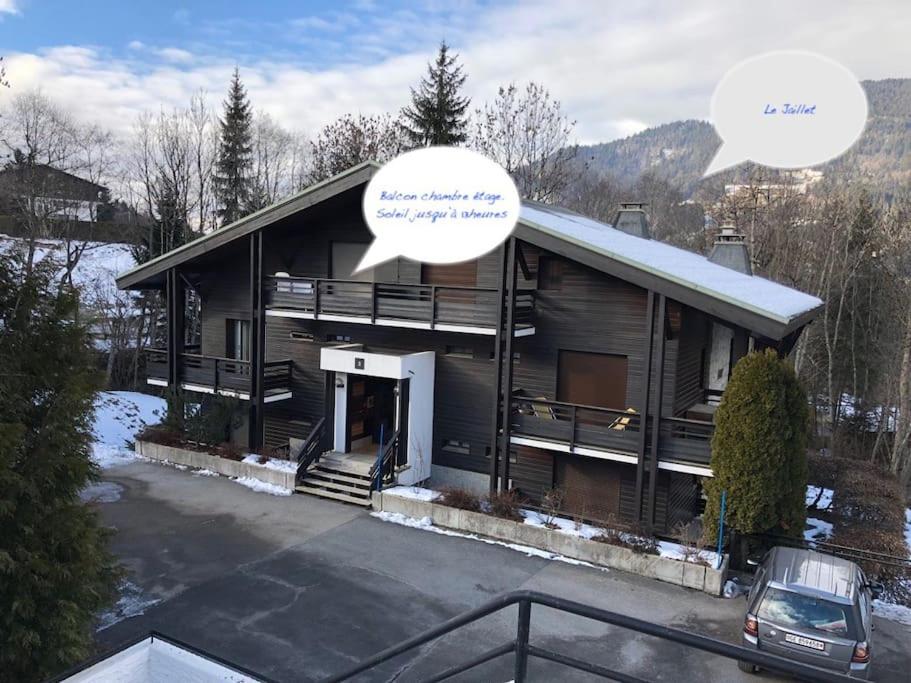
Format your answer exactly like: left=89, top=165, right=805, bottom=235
left=704, top=51, right=868, bottom=177
left=355, top=147, right=520, bottom=273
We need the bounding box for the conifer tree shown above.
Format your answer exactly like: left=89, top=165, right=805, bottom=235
left=0, top=251, right=119, bottom=681
left=402, top=42, right=470, bottom=147
left=703, top=349, right=809, bottom=544
left=215, top=68, right=253, bottom=226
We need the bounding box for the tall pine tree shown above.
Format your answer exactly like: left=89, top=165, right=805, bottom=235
left=402, top=42, right=470, bottom=147
left=0, top=251, right=120, bottom=681
left=215, top=68, right=253, bottom=227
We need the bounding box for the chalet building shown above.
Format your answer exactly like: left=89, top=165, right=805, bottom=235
left=0, top=164, right=108, bottom=223
left=116, top=161, right=823, bottom=532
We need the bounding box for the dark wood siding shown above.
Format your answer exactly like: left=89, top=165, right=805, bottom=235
left=421, top=261, right=478, bottom=287
left=674, top=306, right=710, bottom=415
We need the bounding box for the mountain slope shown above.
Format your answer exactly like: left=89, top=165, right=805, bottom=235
left=577, top=78, right=911, bottom=195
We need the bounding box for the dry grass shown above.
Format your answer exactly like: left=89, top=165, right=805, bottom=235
left=485, top=489, right=524, bottom=521
left=438, top=487, right=481, bottom=512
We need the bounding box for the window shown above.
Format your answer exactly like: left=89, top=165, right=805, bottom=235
left=441, top=439, right=471, bottom=455
left=225, top=319, right=250, bottom=361
left=326, top=334, right=352, bottom=343
left=289, top=331, right=314, bottom=342
left=757, top=587, right=850, bottom=637
left=557, top=350, right=628, bottom=410
left=537, top=255, right=563, bottom=290
left=445, top=345, right=474, bottom=358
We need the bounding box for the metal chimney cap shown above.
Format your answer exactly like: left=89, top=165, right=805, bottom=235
left=715, top=222, right=746, bottom=243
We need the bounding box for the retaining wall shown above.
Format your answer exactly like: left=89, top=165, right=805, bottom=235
left=374, top=491, right=727, bottom=596
left=135, top=440, right=295, bottom=490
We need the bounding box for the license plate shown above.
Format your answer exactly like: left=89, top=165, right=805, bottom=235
left=784, top=633, right=825, bottom=651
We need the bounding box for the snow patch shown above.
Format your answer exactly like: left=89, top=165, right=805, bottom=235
left=384, top=485, right=441, bottom=502
left=806, top=485, right=833, bottom=509
left=372, top=511, right=608, bottom=570
left=242, top=453, right=297, bottom=473
left=232, top=476, right=292, bottom=496
left=96, top=580, right=160, bottom=631
left=79, top=481, right=124, bottom=504
left=193, top=469, right=219, bottom=477
left=91, top=391, right=166, bottom=469
left=804, top=517, right=834, bottom=543
left=873, top=599, right=911, bottom=626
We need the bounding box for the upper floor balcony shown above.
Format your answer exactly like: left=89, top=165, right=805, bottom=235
left=265, top=275, right=536, bottom=336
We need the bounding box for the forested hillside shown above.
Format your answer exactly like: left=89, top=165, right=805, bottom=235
left=577, top=79, right=911, bottom=195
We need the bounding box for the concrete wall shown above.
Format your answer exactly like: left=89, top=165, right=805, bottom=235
left=374, top=491, right=727, bottom=596
left=135, top=441, right=295, bottom=489
left=428, top=464, right=489, bottom=495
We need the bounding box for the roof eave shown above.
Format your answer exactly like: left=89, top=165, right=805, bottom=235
left=514, top=218, right=823, bottom=341
left=116, top=160, right=381, bottom=290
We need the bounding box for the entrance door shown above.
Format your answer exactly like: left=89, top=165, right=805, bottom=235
left=346, top=376, right=395, bottom=453
left=557, top=350, right=628, bottom=409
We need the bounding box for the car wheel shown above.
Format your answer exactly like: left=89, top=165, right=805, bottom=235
left=737, top=660, right=757, bottom=674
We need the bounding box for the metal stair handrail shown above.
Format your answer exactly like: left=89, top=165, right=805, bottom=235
left=294, top=417, right=326, bottom=484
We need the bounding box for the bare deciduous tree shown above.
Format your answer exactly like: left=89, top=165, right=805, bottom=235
left=306, top=113, right=406, bottom=185
left=472, top=82, right=577, bottom=203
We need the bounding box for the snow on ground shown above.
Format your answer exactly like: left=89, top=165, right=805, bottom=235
left=384, top=485, right=441, bottom=502
left=193, top=469, right=218, bottom=477
left=371, top=511, right=607, bottom=571
left=804, top=517, right=834, bottom=543
left=0, top=234, right=134, bottom=293
left=806, top=485, right=834, bottom=509
left=91, top=390, right=165, bottom=469
left=232, top=476, right=293, bottom=496
left=873, top=600, right=911, bottom=626
left=79, top=481, right=125, bottom=504
left=383, top=486, right=718, bottom=566
left=242, top=453, right=297, bottom=473
left=96, top=580, right=161, bottom=632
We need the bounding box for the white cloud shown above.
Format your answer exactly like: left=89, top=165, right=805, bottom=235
left=0, top=0, right=19, bottom=16
left=127, top=40, right=145, bottom=51
left=1, top=0, right=909, bottom=147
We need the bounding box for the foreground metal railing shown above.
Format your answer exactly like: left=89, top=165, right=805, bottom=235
left=321, top=590, right=855, bottom=683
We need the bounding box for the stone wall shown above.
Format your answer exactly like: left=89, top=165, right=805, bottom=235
left=374, top=491, right=728, bottom=596
left=135, top=441, right=295, bottom=489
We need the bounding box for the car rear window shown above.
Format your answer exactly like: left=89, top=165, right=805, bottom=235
left=757, top=588, right=850, bottom=637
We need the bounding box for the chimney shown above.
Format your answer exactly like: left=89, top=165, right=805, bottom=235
left=612, top=202, right=650, bottom=239
left=708, top=223, right=752, bottom=275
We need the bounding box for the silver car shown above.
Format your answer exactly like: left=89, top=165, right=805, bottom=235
left=740, top=546, right=882, bottom=679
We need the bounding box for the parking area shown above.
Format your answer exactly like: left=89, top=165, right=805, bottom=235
left=93, top=461, right=911, bottom=682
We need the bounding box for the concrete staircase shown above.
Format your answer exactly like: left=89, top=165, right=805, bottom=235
left=295, top=452, right=374, bottom=506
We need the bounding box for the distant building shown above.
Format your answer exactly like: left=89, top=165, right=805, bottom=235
left=0, top=164, right=108, bottom=222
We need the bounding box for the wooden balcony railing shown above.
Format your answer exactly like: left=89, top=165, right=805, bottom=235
left=144, top=349, right=292, bottom=398
left=658, top=417, right=713, bottom=466
left=266, top=276, right=535, bottom=331
left=510, top=397, right=642, bottom=455
left=510, top=397, right=714, bottom=467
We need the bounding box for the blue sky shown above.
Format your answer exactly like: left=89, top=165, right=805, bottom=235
left=1, top=1, right=909, bottom=144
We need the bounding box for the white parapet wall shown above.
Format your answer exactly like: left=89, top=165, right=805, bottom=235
left=135, top=441, right=296, bottom=489
left=374, top=491, right=728, bottom=596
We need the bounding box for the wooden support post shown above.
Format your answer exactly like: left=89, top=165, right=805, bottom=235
left=499, top=237, right=518, bottom=491
left=248, top=232, right=265, bottom=451
left=634, top=291, right=655, bottom=522
left=488, top=242, right=509, bottom=492
left=166, top=268, right=185, bottom=388
left=647, top=294, right=667, bottom=530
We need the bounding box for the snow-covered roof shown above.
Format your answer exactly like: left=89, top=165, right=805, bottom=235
left=518, top=202, right=823, bottom=328
left=57, top=634, right=266, bottom=682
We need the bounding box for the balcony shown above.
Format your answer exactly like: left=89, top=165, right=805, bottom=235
left=265, top=276, right=535, bottom=336
left=509, top=396, right=713, bottom=475
left=145, top=349, right=293, bottom=402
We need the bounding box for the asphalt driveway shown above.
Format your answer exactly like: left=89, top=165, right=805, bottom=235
left=91, top=462, right=911, bottom=682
